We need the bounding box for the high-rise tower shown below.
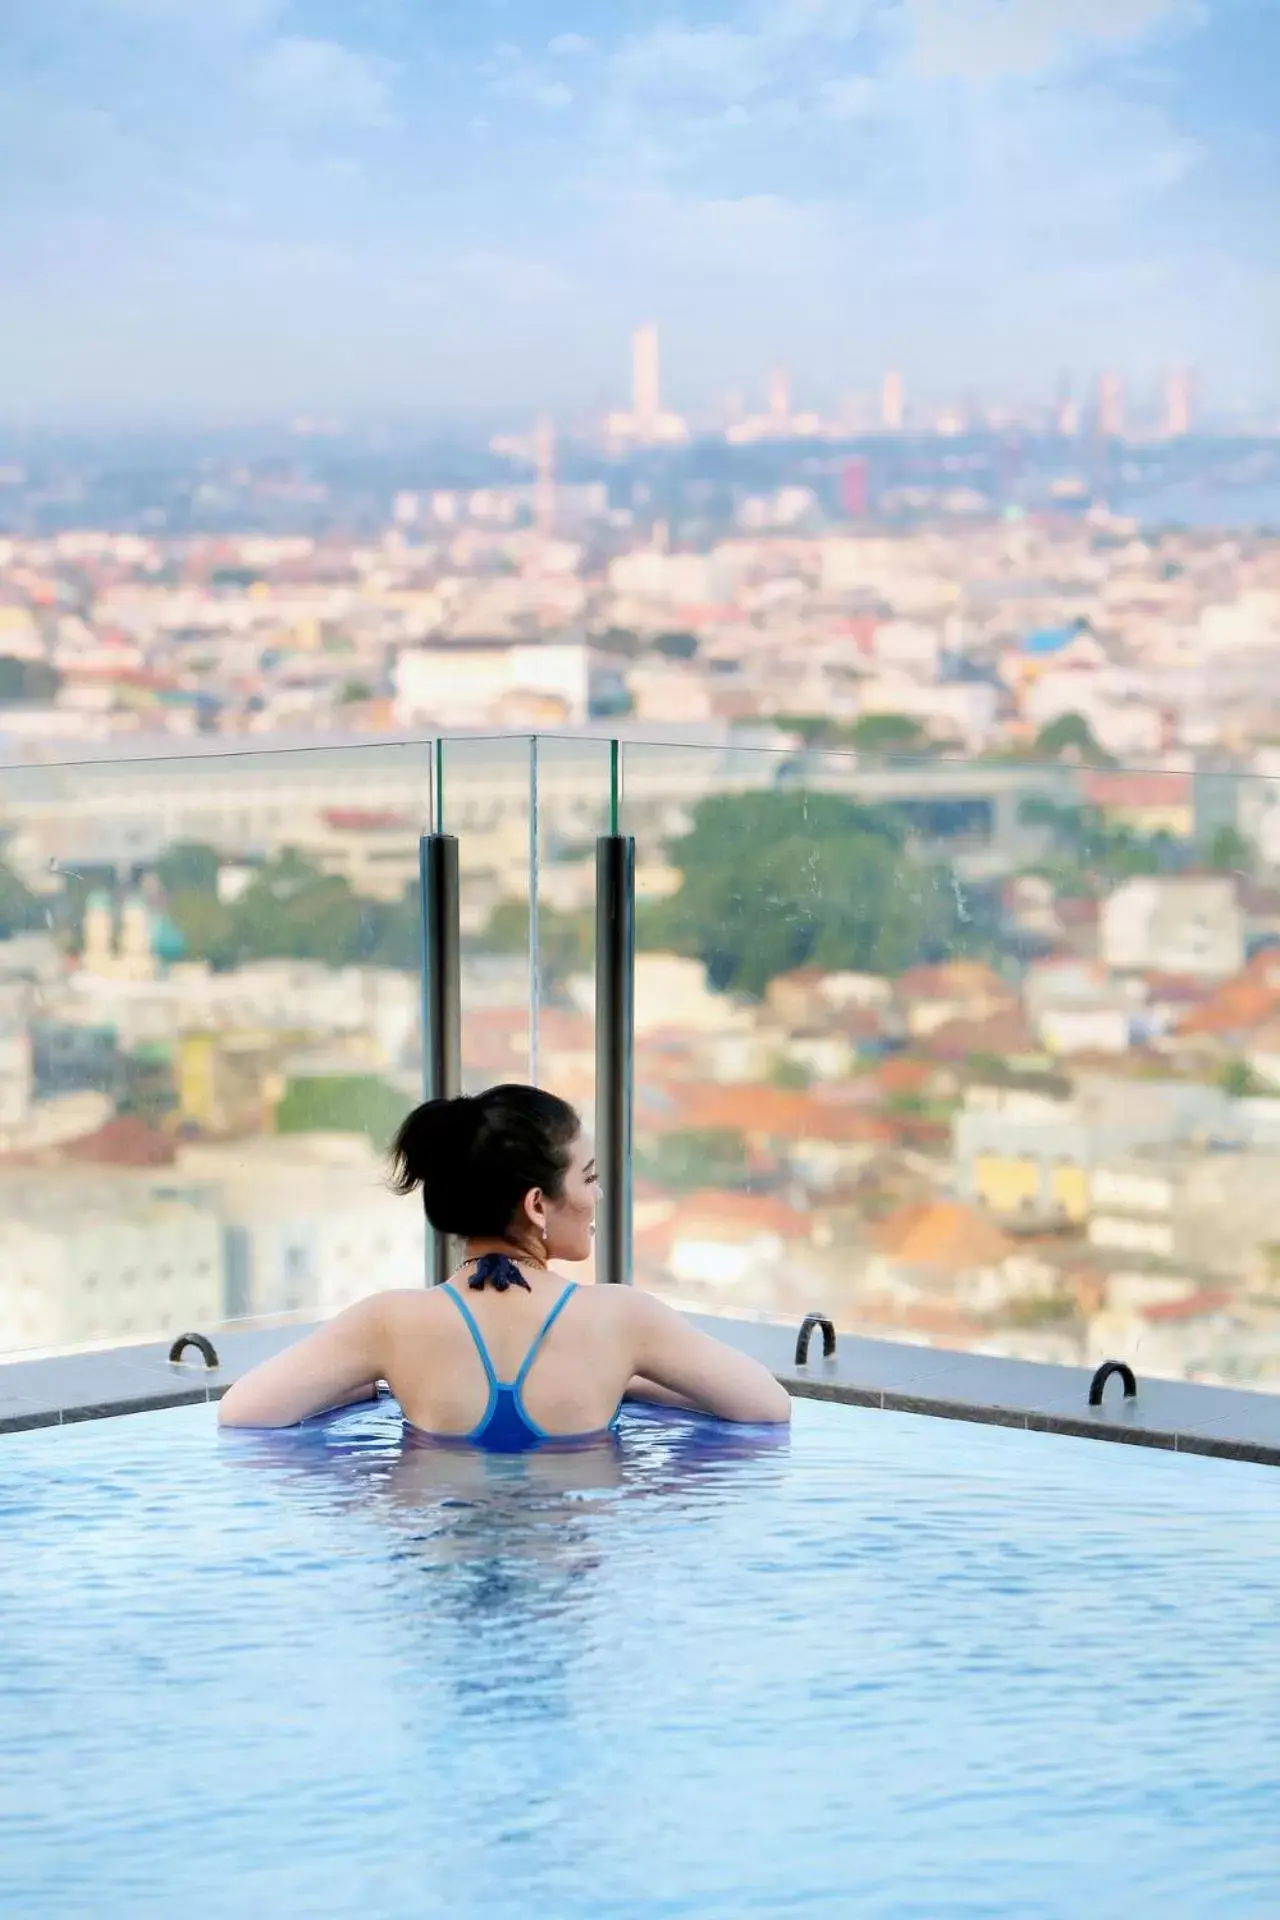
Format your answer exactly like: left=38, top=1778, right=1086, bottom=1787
left=632, top=323, right=660, bottom=441
left=1164, top=368, right=1193, bottom=438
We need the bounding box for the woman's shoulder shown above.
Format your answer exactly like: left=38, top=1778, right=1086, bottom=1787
left=354, top=1287, right=454, bottom=1330
left=565, top=1281, right=672, bottom=1331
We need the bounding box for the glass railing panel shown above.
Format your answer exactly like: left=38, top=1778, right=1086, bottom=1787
left=0, top=739, right=432, bottom=1360
left=619, top=738, right=1280, bottom=1395
left=530, top=734, right=616, bottom=1285
left=529, top=734, right=614, bottom=1104
left=438, top=733, right=534, bottom=1093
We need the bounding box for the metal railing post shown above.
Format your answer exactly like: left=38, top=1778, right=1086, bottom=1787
left=419, top=831, right=461, bottom=1285
left=595, top=832, right=635, bottom=1285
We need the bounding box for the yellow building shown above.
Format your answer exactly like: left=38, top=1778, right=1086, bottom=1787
left=178, top=1032, right=285, bottom=1137
left=971, top=1150, right=1090, bottom=1224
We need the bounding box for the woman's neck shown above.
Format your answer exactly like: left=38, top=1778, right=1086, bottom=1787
left=462, top=1236, right=548, bottom=1271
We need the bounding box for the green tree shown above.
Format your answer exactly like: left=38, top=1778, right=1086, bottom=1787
left=845, top=713, right=930, bottom=754
left=482, top=898, right=593, bottom=988
left=366, top=886, right=423, bottom=970
left=0, top=855, right=42, bottom=938
left=165, top=889, right=238, bottom=969
left=154, top=841, right=221, bottom=895
left=1034, top=712, right=1114, bottom=766
left=340, top=680, right=373, bottom=704
left=646, top=790, right=971, bottom=997
left=1206, top=824, right=1252, bottom=873
left=228, top=849, right=368, bottom=964
left=776, top=715, right=834, bottom=747
left=1221, top=1057, right=1263, bottom=1099
left=653, top=630, right=698, bottom=660
left=639, top=1128, right=750, bottom=1193
left=275, top=1074, right=409, bottom=1149
left=0, top=656, right=60, bottom=704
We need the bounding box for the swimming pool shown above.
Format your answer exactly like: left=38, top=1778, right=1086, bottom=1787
left=1, top=1398, right=1277, bottom=1919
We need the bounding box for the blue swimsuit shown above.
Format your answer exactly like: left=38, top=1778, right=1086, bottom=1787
left=413, top=1259, right=620, bottom=1453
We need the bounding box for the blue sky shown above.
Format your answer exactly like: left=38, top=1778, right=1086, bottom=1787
left=2, top=0, right=1278, bottom=422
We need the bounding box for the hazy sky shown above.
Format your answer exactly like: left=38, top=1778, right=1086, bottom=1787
left=3, top=0, right=1278, bottom=422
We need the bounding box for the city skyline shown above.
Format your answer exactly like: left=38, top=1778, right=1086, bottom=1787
left=2, top=1, right=1278, bottom=424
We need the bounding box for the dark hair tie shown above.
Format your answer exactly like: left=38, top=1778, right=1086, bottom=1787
left=467, top=1252, right=532, bottom=1294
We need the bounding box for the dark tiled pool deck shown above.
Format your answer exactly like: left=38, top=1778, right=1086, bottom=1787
left=2, top=1312, right=1279, bottom=1465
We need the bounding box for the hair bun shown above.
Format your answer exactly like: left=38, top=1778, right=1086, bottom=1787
left=390, top=1094, right=474, bottom=1193
left=389, top=1083, right=581, bottom=1239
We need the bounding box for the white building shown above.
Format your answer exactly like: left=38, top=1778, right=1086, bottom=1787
left=393, top=641, right=590, bottom=727
left=1101, top=877, right=1244, bottom=981
left=606, top=551, right=734, bottom=605
left=0, top=1172, right=223, bottom=1352
left=176, top=1135, right=424, bottom=1320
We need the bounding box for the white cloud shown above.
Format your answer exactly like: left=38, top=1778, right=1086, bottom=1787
left=548, top=33, right=594, bottom=57
left=454, top=251, right=575, bottom=302
left=247, top=36, right=398, bottom=130
left=87, top=0, right=283, bottom=26
left=906, top=0, right=1199, bottom=81
left=483, top=46, right=574, bottom=112
left=817, top=74, right=876, bottom=118
left=610, top=25, right=775, bottom=106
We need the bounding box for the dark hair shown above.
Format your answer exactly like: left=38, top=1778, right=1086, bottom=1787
left=391, top=1083, right=580, bottom=1241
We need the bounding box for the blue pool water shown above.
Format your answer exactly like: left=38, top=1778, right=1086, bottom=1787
left=1, top=1397, right=1278, bottom=1919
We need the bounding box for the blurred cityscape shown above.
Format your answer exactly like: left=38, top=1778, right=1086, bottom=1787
left=3, top=326, right=1280, bottom=1389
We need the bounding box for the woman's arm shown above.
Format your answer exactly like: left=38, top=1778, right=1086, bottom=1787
left=217, top=1296, right=387, bottom=1429
left=624, top=1375, right=702, bottom=1411
left=626, top=1293, right=792, bottom=1424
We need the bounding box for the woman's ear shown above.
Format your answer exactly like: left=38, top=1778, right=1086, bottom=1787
left=523, top=1186, right=548, bottom=1241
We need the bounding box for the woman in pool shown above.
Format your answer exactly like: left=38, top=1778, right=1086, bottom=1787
left=218, top=1083, right=791, bottom=1447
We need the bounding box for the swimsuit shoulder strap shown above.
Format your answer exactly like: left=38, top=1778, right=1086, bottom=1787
left=513, top=1284, right=577, bottom=1395
left=440, top=1282, right=499, bottom=1390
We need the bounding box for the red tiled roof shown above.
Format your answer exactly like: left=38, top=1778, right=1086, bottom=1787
left=874, top=1058, right=935, bottom=1096
left=321, top=809, right=413, bottom=831
left=873, top=1200, right=1015, bottom=1270
left=896, top=960, right=1007, bottom=1002
left=922, top=1008, right=1035, bottom=1061
left=1141, top=1288, right=1232, bottom=1324
left=1081, top=771, right=1192, bottom=809
left=63, top=1116, right=177, bottom=1167
left=1178, top=954, right=1280, bottom=1036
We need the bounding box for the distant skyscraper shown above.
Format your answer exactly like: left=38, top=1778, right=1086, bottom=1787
left=604, top=322, right=687, bottom=447
left=533, top=414, right=555, bottom=534
left=633, top=323, right=660, bottom=438
left=769, top=367, right=791, bottom=432
left=1097, top=372, right=1124, bottom=440
left=881, top=369, right=903, bottom=431
left=1164, top=368, right=1193, bottom=438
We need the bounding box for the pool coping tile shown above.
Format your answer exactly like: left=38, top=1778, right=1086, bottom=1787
left=3, top=1308, right=1280, bottom=1468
